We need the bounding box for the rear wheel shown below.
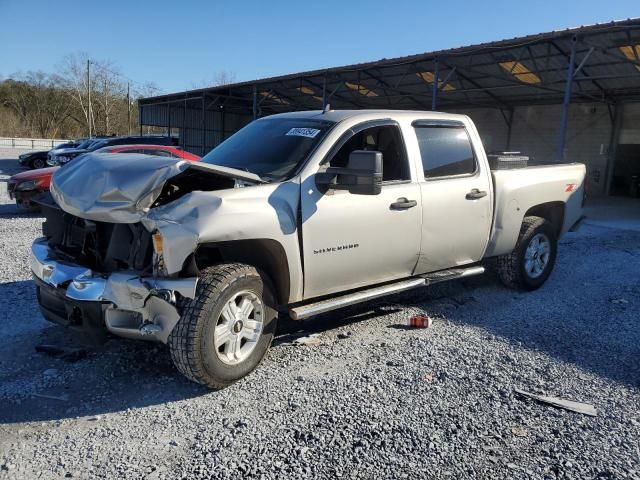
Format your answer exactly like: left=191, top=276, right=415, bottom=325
left=495, top=216, right=558, bottom=290
left=168, top=263, right=277, bottom=389
left=31, top=158, right=45, bottom=169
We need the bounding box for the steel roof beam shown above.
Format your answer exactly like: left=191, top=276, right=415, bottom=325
left=549, top=40, right=608, bottom=100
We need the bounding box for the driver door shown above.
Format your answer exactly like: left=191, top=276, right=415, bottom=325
left=300, top=121, right=422, bottom=299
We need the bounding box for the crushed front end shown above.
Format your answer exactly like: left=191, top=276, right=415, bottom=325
left=31, top=198, right=198, bottom=343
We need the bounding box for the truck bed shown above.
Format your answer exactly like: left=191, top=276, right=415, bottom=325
left=484, top=163, right=586, bottom=258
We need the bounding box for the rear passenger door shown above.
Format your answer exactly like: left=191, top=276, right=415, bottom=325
left=412, top=120, right=493, bottom=273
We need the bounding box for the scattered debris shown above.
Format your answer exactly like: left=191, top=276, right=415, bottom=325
left=514, top=388, right=597, bottom=416
left=386, top=360, right=404, bottom=367
left=407, top=314, right=433, bottom=328
left=337, top=332, right=352, bottom=340
left=423, top=373, right=435, bottom=383
left=511, top=426, right=528, bottom=437
left=610, top=298, right=629, bottom=305
left=36, top=344, right=88, bottom=362
left=42, top=368, right=60, bottom=379
left=292, top=333, right=322, bottom=346
left=32, top=393, right=69, bottom=402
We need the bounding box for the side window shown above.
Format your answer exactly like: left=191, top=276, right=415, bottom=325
left=117, top=148, right=143, bottom=154
left=328, top=125, right=410, bottom=182
left=144, top=149, right=173, bottom=157
left=415, top=126, right=476, bottom=179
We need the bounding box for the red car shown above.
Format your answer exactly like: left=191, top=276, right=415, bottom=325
left=8, top=145, right=200, bottom=209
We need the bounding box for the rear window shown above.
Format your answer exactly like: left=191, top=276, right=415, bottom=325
left=415, top=126, right=476, bottom=178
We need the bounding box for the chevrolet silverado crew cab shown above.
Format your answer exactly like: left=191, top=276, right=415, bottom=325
left=30, top=110, right=585, bottom=388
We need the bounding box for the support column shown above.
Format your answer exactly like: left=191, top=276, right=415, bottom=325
left=604, top=103, right=623, bottom=196
left=557, top=36, right=578, bottom=162
left=220, top=107, right=226, bottom=145
left=182, top=97, right=187, bottom=149
left=505, top=108, right=514, bottom=151
left=322, top=76, right=327, bottom=110
left=201, top=96, right=206, bottom=156
left=138, top=104, right=142, bottom=136
left=167, top=103, right=171, bottom=137
left=252, top=86, right=258, bottom=120
left=431, top=59, right=439, bottom=111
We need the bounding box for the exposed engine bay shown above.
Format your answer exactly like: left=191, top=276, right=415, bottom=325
left=38, top=195, right=154, bottom=274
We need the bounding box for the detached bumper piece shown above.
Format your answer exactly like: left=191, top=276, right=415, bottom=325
left=30, top=238, right=198, bottom=343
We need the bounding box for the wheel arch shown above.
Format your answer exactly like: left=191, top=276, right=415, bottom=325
left=523, top=201, right=565, bottom=237
left=190, top=239, right=291, bottom=306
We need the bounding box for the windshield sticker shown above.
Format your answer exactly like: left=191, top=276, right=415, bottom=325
left=286, top=127, right=321, bottom=138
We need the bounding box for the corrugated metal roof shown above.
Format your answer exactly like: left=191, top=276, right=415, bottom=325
left=140, top=18, right=640, bottom=113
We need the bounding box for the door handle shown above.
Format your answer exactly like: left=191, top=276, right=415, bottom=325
left=390, top=197, right=418, bottom=210
left=465, top=189, right=487, bottom=200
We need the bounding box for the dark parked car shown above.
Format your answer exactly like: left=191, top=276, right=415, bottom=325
left=18, top=140, right=84, bottom=169
left=47, top=135, right=179, bottom=166
left=18, top=151, right=49, bottom=169
left=9, top=145, right=200, bottom=210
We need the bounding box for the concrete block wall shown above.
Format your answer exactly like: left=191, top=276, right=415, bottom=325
left=452, top=103, right=614, bottom=195
left=620, top=103, right=640, bottom=144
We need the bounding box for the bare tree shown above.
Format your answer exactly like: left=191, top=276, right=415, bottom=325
left=190, top=70, right=237, bottom=89
left=92, top=61, right=126, bottom=135
left=59, top=53, right=93, bottom=136
left=0, top=71, right=71, bottom=138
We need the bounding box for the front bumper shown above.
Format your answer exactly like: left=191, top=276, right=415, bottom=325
left=30, top=238, right=198, bottom=343
left=9, top=188, right=42, bottom=207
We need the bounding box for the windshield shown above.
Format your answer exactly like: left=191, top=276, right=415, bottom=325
left=74, top=139, right=94, bottom=150
left=87, top=139, right=109, bottom=151
left=201, top=117, right=334, bottom=181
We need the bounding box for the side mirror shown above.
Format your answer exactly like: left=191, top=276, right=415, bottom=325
left=316, top=150, right=383, bottom=195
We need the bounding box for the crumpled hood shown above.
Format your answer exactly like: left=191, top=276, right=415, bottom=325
left=49, top=152, right=265, bottom=224
left=50, top=153, right=191, bottom=223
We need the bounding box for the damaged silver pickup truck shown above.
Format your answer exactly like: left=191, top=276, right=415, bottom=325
left=31, top=110, right=585, bottom=388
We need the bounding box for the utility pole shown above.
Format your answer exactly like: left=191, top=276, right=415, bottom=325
left=127, top=82, right=131, bottom=135
left=87, top=59, right=92, bottom=138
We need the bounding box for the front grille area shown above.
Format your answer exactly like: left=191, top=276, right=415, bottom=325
left=7, top=181, right=16, bottom=196
left=40, top=199, right=153, bottom=274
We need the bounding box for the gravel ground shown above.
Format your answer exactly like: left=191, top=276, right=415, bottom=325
left=0, top=149, right=639, bottom=480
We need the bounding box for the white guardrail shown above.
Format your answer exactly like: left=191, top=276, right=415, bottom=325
left=0, top=137, right=70, bottom=149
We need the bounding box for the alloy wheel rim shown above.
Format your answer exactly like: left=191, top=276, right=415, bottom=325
left=524, top=232, right=551, bottom=279
left=214, top=290, right=264, bottom=365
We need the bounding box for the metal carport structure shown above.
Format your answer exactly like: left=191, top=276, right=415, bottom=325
left=139, top=18, right=640, bottom=194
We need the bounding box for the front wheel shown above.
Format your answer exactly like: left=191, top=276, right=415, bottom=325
left=495, top=216, right=558, bottom=291
left=31, top=158, right=46, bottom=169
left=169, top=263, right=277, bottom=389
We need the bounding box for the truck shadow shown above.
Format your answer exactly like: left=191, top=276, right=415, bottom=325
left=2, top=228, right=638, bottom=424
left=277, top=236, right=640, bottom=391
left=0, top=203, right=43, bottom=218
left=0, top=280, right=207, bottom=425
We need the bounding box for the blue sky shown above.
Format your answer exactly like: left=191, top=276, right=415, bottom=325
left=1, top=0, right=638, bottom=94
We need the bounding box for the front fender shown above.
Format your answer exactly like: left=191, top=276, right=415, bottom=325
left=142, top=181, right=304, bottom=303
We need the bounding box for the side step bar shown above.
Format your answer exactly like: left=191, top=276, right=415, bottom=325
left=289, top=265, right=484, bottom=320
left=421, top=265, right=485, bottom=285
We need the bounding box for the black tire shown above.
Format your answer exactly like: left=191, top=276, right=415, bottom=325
left=168, top=263, right=277, bottom=389
left=495, top=216, right=557, bottom=291
left=31, top=157, right=46, bottom=169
